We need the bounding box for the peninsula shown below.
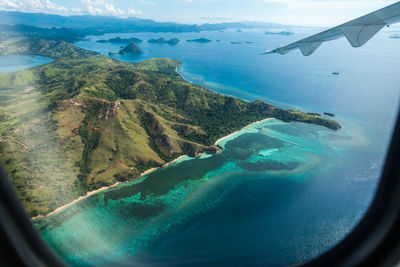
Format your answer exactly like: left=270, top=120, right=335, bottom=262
left=0, top=38, right=340, bottom=217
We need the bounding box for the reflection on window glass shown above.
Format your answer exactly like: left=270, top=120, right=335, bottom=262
left=0, top=1, right=399, bottom=266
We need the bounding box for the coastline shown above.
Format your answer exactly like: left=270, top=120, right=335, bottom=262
left=31, top=117, right=274, bottom=220
left=162, top=155, right=188, bottom=168
left=31, top=167, right=160, bottom=220
left=139, top=167, right=158, bottom=177
left=32, top=182, right=121, bottom=220
left=176, top=66, right=194, bottom=86
left=214, top=117, right=273, bottom=146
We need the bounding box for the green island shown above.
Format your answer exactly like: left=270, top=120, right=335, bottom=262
left=265, top=31, right=294, bottom=36
left=148, top=37, right=180, bottom=45
left=186, top=38, right=212, bottom=43
left=97, top=37, right=143, bottom=44
left=0, top=38, right=340, bottom=217
left=109, top=42, right=143, bottom=55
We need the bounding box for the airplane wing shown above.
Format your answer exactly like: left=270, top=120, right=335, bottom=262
left=264, top=1, right=400, bottom=56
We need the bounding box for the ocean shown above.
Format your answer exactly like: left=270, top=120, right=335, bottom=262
left=34, top=28, right=400, bottom=266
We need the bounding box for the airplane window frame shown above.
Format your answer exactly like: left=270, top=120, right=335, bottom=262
left=306, top=108, right=400, bottom=267
left=0, top=108, right=399, bottom=267
left=1, top=3, right=400, bottom=266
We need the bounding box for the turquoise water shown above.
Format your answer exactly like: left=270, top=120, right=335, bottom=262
left=36, top=29, right=400, bottom=266
left=37, top=119, right=386, bottom=266
left=0, top=55, right=53, bottom=72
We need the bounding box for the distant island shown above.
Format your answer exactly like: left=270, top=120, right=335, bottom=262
left=119, top=42, right=143, bottom=55
left=187, top=38, right=212, bottom=43
left=389, top=34, right=400, bottom=39
left=0, top=10, right=292, bottom=43
left=96, top=37, right=143, bottom=44
left=108, top=42, right=143, bottom=56
left=236, top=29, right=242, bottom=32
left=229, top=41, right=253, bottom=44
left=324, top=112, right=335, bottom=117
left=148, top=37, right=180, bottom=45
left=265, top=31, right=294, bottom=36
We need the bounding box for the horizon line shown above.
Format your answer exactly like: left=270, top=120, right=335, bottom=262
left=0, top=9, right=317, bottom=28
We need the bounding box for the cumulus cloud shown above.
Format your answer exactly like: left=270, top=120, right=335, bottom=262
left=81, top=0, right=143, bottom=16
left=0, top=0, right=19, bottom=9
left=0, top=0, right=143, bottom=17
left=0, top=0, right=67, bottom=13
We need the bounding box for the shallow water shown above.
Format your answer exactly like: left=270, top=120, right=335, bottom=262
left=37, top=118, right=384, bottom=266
left=35, top=29, right=400, bottom=266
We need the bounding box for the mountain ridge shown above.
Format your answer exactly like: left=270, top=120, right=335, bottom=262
left=0, top=10, right=289, bottom=31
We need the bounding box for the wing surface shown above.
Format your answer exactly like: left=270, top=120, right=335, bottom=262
left=264, top=1, right=400, bottom=56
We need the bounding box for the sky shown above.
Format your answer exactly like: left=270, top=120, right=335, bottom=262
left=0, top=0, right=398, bottom=26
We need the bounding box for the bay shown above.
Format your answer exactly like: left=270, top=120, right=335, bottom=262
left=0, top=55, right=53, bottom=73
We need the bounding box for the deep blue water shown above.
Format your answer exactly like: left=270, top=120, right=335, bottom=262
left=76, top=28, right=400, bottom=131
left=0, top=55, right=53, bottom=73
left=35, top=28, right=400, bottom=266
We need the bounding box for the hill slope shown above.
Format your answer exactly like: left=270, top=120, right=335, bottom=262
left=0, top=40, right=340, bottom=216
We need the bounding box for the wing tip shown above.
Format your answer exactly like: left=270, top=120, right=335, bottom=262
left=262, top=49, right=274, bottom=55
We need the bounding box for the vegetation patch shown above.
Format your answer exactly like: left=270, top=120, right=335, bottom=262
left=0, top=38, right=340, bottom=216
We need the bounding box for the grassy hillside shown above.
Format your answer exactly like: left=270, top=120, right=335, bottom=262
left=0, top=40, right=340, bottom=217
left=0, top=38, right=98, bottom=59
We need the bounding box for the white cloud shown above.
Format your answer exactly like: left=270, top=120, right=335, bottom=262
left=0, top=0, right=19, bottom=9
left=0, top=0, right=67, bottom=13
left=81, top=0, right=143, bottom=17
left=0, top=0, right=143, bottom=17
left=200, top=15, right=235, bottom=20
left=127, top=8, right=143, bottom=15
